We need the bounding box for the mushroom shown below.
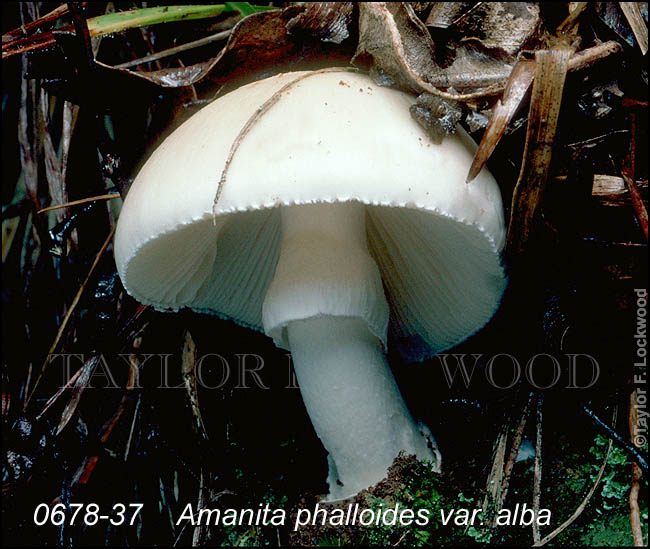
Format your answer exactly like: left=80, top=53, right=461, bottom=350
left=114, top=69, right=506, bottom=501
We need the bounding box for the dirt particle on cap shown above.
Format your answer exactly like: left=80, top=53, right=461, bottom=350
left=339, top=80, right=350, bottom=87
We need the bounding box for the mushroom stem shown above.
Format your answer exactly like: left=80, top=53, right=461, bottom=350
left=288, top=316, right=438, bottom=501
left=262, top=202, right=440, bottom=500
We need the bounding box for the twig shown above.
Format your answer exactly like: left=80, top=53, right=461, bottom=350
left=3, top=5, right=228, bottom=60
left=480, top=426, right=508, bottom=516
left=582, top=405, right=648, bottom=474
left=182, top=330, right=209, bottom=441
left=533, top=408, right=617, bottom=546
left=557, top=2, right=589, bottom=36
left=532, top=394, right=543, bottom=543
left=629, top=390, right=644, bottom=546
left=192, top=469, right=206, bottom=546
left=498, top=393, right=533, bottom=512
left=393, top=530, right=408, bottom=545
left=124, top=392, right=141, bottom=461
left=567, top=129, right=629, bottom=148
left=113, top=29, right=232, bottom=69
left=2, top=3, right=80, bottom=44
left=68, top=2, right=94, bottom=70
left=37, top=193, right=120, bottom=214
left=581, top=237, right=647, bottom=248
left=621, top=110, right=648, bottom=240
left=567, top=40, right=622, bottom=71
left=23, top=226, right=116, bottom=411
left=35, top=361, right=85, bottom=420
left=622, top=98, right=648, bottom=109
left=480, top=429, right=508, bottom=528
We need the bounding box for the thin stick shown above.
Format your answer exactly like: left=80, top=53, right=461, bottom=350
left=431, top=40, right=621, bottom=101
left=37, top=193, right=120, bottom=214
left=68, top=2, right=94, bottom=70
left=114, top=29, right=232, bottom=69
left=582, top=405, right=648, bottom=473
left=498, top=394, right=533, bottom=512
left=2, top=3, right=80, bottom=45
left=622, top=112, right=648, bottom=240
left=124, top=393, right=141, bottom=462
left=23, top=226, right=116, bottom=410
left=533, top=408, right=617, bottom=547
left=192, top=469, right=206, bottom=546
left=480, top=429, right=508, bottom=529
left=629, top=390, right=644, bottom=546
left=3, top=5, right=227, bottom=60
left=567, top=40, right=622, bottom=71
left=556, top=2, right=589, bottom=35
left=532, top=394, right=544, bottom=543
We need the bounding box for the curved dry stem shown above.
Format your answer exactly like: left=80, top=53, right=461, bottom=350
left=212, top=67, right=360, bottom=218
left=532, top=407, right=617, bottom=547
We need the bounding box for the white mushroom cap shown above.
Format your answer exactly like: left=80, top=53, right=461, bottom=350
left=114, top=69, right=506, bottom=361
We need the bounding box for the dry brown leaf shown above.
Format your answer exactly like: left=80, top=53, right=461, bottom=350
left=353, top=2, right=439, bottom=92
left=619, top=2, right=648, bottom=55
left=506, top=46, right=573, bottom=257
left=18, top=56, right=38, bottom=210
left=427, top=2, right=540, bottom=96
left=56, top=355, right=99, bottom=435
left=30, top=6, right=310, bottom=113
left=451, top=2, right=541, bottom=57
left=40, top=90, right=68, bottom=225
left=182, top=330, right=209, bottom=441
left=468, top=41, right=622, bottom=183
left=425, top=2, right=476, bottom=29
left=467, top=58, right=536, bottom=182
left=286, top=2, right=354, bottom=44
left=592, top=174, right=649, bottom=207
left=596, top=2, right=647, bottom=50
left=431, top=44, right=513, bottom=91
left=353, top=2, right=526, bottom=100
left=99, top=7, right=303, bottom=89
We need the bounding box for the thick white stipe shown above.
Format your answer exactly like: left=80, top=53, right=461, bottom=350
left=263, top=203, right=439, bottom=500
left=288, top=316, right=439, bottom=500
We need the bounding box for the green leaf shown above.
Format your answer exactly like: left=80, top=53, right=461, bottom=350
left=224, top=3, right=279, bottom=17
left=87, top=5, right=228, bottom=37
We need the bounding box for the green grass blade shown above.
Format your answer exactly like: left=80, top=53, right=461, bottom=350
left=225, top=3, right=280, bottom=16
left=86, top=5, right=228, bottom=36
